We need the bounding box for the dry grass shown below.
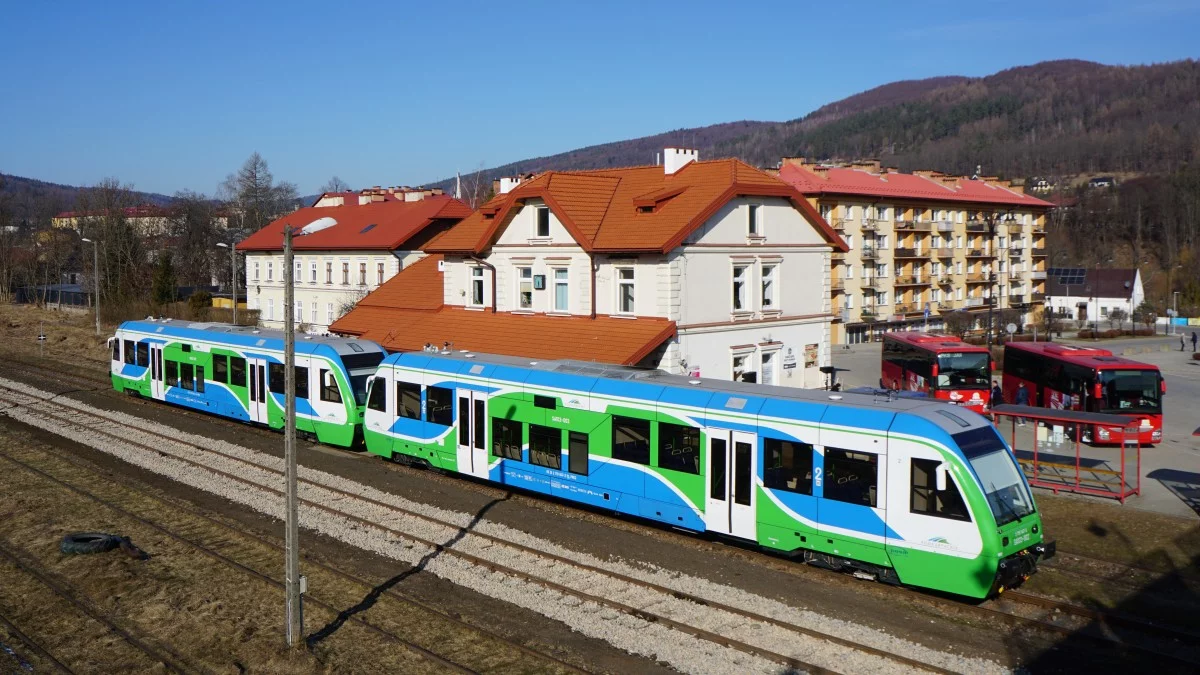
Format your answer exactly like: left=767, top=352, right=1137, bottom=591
left=0, top=304, right=111, bottom=371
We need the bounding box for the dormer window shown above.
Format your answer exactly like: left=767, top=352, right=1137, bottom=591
left=535, top=206, right=550, bottom=238
left=748, top=204, right=761, bottom=236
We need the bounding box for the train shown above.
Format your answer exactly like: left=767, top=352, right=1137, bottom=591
left=108, top=319, right=1054, bottom=599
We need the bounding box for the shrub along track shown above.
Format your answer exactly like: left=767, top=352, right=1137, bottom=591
left=0, top=379, right=971, bottom=675
left=0, top=442, right=586, bottom=675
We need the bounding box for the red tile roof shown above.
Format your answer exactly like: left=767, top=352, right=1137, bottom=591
left=330, top=252, right=675, bottom=365
left=54, top=204, right=171, bottom=219
left=237, top=196, right=472, bottom=252
left=777, top=164, right=1053, bottom=209
left=425, top=159, right=847, bottom=254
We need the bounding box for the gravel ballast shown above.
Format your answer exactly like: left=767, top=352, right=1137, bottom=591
left=0, top=378, right=1007, bottom=674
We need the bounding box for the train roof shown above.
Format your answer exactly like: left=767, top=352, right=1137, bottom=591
left=117, top=319, right=385, bottom=357
left=1005, top=341, right=1157, bottom=370
left=384, top=349, right=994, bottom=441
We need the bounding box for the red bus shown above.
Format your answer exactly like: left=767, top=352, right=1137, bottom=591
left=1001, top=342, right=1164, bottom=445
left=881, top=332, right=993, bottom=413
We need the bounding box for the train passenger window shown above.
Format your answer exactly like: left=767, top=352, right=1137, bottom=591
left=492, top=419, right=522, bottom=461
left=426, top=386, right=453, bottom=426
left=295, top=366, right=309, bottom=399
left=196, top=366, right=205, bottom=393
left=568, top=431, right=589, bottom=475
left=611, top=416, right=650, bottom=465
left=396, top=381, right=421, bottom=419
left=268, top=363, right=285, bottom=395
left=213, top=355, right=228, bottom=384
left=366, top=378, right=387, bottom=412
left=734, top=441, right=752, bottom=506
left=124, top=340, right=136, bottom=365
left=473, top=399, right=485, bottom=450
left=529, top=424, right=561, bottom=469
left=709, top=438, right=727, bottom=500
left=763, top=438, right=813, bottom=495
left=319, top=369, right=342, bottom=403
left=112, top=340, right=121, bottom=361
left=165, top=361, right=178, bottom=387
left=823, top=448, right=878, bottom=507
left=533, top=395, right=556, bottom=410
left=910, top=459, right=969, bottom=521
left=136, top=343, right=149, bottom=367
left=180, top=363, right=194, bottom=391
left=229, top=357, right=246, bottom=388
left=657, top=422, right=699, bottom=474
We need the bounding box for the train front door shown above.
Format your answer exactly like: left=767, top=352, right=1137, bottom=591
left=247, top=357, right=268, bottom=424
left=456, top=389, right=489, bottom=478
left=705, top=429, right=757, bottom=541
left=149, top=343, right=164, bottom=399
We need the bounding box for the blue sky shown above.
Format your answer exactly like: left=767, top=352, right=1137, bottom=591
left=2, top=0, right=1197, bottom=196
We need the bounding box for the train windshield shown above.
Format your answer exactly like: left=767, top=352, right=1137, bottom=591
left=349, top=371, right=374, bottom=405
left=936, top=352, right=990, bottom=390
left=954, top=427, right=1035, bottom=526
left=1098, top=369, right=1161, bottom=414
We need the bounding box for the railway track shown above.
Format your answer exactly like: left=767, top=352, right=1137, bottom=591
left=0, top=607, right=73, bottom=674
left=0, top=378, right=961, bottom=675
left=0, top=445, right=585, bottom=675
left=4, top=360, right=1199, bottom=669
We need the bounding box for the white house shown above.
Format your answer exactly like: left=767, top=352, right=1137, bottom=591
left=1045, top=267, right=1144, bottom=324
left=332, top=149, right=848, bottom=387
left=237, top=189, right=471, bottom=333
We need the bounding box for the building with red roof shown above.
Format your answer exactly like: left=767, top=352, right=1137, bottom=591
left=772, top=158, right=1053, bottom=344
left=333, top=148, right=847, bottom=386
left=237, top=190, right=471, bottom=333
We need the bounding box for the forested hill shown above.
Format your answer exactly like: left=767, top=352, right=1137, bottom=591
left=0, top=173, right=172, bottom=227
left=435, top=59, right=1200, bottom=187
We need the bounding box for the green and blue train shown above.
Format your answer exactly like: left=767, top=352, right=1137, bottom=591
left=110, top=319, right=1053, bottom=598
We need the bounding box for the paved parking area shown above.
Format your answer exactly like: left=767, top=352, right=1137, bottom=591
left=828, top=336, right=1200, bottom=520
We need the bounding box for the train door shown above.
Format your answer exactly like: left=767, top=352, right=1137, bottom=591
left=364, top=371, right=390, bottom=436
left=456, top=389, right=488, bottom=478
left=704, top=429, right=757, bottom=541
left=247, top=357, right=268, bottom=424
left=149, top=343, right=165, bottom=399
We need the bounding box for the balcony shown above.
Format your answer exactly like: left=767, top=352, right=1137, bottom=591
left=1008, top=246, right=1024, bottom=257
left=966, top=222, right=988, bottom=233
left=1008, top=294, right=1026, bottom=305
left=861, top=219, right=880, bottom=231
left=897, top=219, right=933, bottom=232
left=861, top=247, right=879, bottom=260
left=831, top=278, right=846, bottom=291
left=832, top=250, right=845, bottom=261
left=861, top=276, right=879, bottom=289
left=894, top=275, right=930, bottom=287
left=1007, top=269, right=1024, bottom=280
left=1031, top=248, right=1047, bottom=257
left=895, top=303, right=919, bottom=314
left=892, top=247, right=922, bottom=259
left=1031, top=292, right=1046, bottom=302
left=965, top=297, right=987, bottom=308
left=932, top=247, right=954, bottom=259
left=966, top=248, right=991, bottom=258
left=1030, top=270, right=1047, bottom=280
left=966, top=272, right=990, bottom=284
left=937, top=276, right=953, bottom=286
left=936, top=221, right=956, bottom=232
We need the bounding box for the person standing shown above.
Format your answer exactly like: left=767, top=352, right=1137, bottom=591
left=1182, top=335, right=1187, bottom=352
left=1191, top=331, right=1198, bottom=352
left=1015, top=382, right=1030, bottom=426
left=990, top=380, right=1004, bottom=422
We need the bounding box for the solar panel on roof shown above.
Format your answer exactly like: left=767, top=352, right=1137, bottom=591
left=1048, top=267, right=1086, bottom=285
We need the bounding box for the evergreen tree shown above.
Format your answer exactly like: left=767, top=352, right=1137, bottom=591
left=152, top=252, right=178, bottom=305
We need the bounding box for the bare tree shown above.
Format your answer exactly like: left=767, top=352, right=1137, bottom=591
left=74, top=178, right=146, bottom=311
left=459, top=162, right=494, bottom=209
left=320, top=176, right=351, bottom=193
left=219, top=153, right=300, bottom=234
left=169, top=191, right=221, bottom=286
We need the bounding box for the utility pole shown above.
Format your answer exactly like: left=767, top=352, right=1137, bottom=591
left=216, top=241, right=240, bottom=325
left=283, top=224, right=300, bottom=648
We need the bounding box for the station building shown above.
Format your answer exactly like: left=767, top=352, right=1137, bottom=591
left=332, top=149, right=848, bottom=387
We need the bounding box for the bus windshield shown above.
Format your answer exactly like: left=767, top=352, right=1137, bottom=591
left=1099, top=369, right=1162, bottom=414
left=954, top=427, right=1035, bottom=526
left=936, top=352, right=990, bottom=390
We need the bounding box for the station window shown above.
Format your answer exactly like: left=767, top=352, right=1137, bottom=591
left=611, top=416, right=650, bottom=465
left=180, top=363, right=194, bottom=391
left=823, top=448, right=878, bottom=507
left=426, top=386, right=453, bottom=426
left=213, top=354, right=228, bottom=384
left=124, top=340, right=136, bottom=365
left=196, top=366, right=205, bottom=393
left=657, top=422, right=699, bottom=474
left=137, top=343, right=149, bottom=367
left=910, top=458, right=969, bottom=521
left=269, top=363, right=285, bottom=395
left=492, top=418, right=523, bottom=461
left=763, top=438, right=813, bottom=495
left=165, top=361, right=178, bottom=387
left=529, top=424, right=561, bottom=469
left=319, top=369, right=341, bottom=403
left=366, top=377, right=387, bottom=412
left=229, top=357, right=247, bottom=388
left=568, top=431, right=589, bottom=475
left=396, top=381, right=421, bottom=419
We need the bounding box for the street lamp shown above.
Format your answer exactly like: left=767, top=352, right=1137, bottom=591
left=216, top=241, right=242, bottom=325
left=1173, top=291, right=1181, bottom=336
left=81, top=237, right=100, bottom=336
left=282, top=216, right=336, bottom=649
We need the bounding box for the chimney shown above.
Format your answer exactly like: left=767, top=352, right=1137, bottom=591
left=498, top=176, right=523, bottom=194
left=663, top=147, right=698, bottom=175
left=779, top=157, right=808, bottom=169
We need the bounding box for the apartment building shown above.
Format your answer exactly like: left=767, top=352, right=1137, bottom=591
left=237, top=189, right=471, bottom=333
left=773, top=158, right=1053, bottom=344
left=332, top=149, right=847, bottom=387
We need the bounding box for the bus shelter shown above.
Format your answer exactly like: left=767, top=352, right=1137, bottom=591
left=989, top=404, right=1142, bottom=503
